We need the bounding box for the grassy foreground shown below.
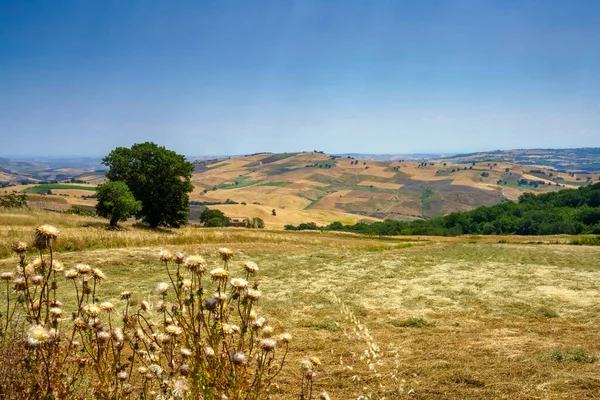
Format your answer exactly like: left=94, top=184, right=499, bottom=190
left=2, top=210, right=600, bottom=398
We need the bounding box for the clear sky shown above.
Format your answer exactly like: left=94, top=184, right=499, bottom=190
left=1, top=0, right=599, bottom=157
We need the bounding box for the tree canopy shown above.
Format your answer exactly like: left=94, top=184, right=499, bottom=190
left=102, top=142, right=194, bottom=228
left=95, top=181, right=142, bottom=227
left=200, top=208, right=230, bottom=227
left=286, top=183, right=600, bottom=236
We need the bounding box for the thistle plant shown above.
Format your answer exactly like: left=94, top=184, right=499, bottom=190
left=0, top=224, right=327, bottom=399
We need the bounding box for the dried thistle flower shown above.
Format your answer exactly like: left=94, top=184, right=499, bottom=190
left=260, top=338, right=277, bottom=352
left=243, top=261, right=259, bottom=274
left=175, top=252, right=185, bottom=264
left=100, top=301, right=114, bottom=311
left=246, top=288, right=262, bottom=302
left=311, top=356, right=322, bottom=367
left=92, top=268, right=106, bottom=280
left=155, top=300, right=167, bottom=312
left=12, top=241, right=28, bottom=254
left=156, top=282, right=169, bottom=295
left=262, top=326, right=274, bottom=337
left=280, top=332, right=292, bottom=343
left=319, top=391, right=331, bottom=400
left=231, top=351, right=247, bottom=366
left=120, top=291, right=132, bottom=300
left=113, top=327, right=124, bottom=342
left=65, top=269, right=78, bottom=279
left=75, top=263, right=91, bottom=275
left=159, top=250, right=173, bottom=262
left=204, top=346, right=215, bottom=358
left=181, top=279, right=192, bottom=290
left=30, top=275, right=43, bottom=286
left=184, top=255, right=207, bottom=273
left=218, top=247, right=234, bottom=262
left=34, top=224, right=59, bottom=249
left=140, top=300, right=150, bottom=312
left=82, top=303, right=102, bottom=317
left=51, top=260, right=64, bottom=272
left=97, top=331, right=111, bottom=342
left=253, top=316, right=267, bottom=329
left=165, top=324, right=183, bottom=336
left=49, top=307, right=63, bottom=317
left=180, top=347, right=192, bottom=358
left=0, top=272, right=14, bottom=280
left=27, top=324, right=49, bottom=347
left=210, top=267, right=230, bottom=282
left=13, top=277, right=26, bottom=291
left=230, top=277, right=248, bottom=290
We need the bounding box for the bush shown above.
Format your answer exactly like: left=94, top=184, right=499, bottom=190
left=64, top=205, right=95, bottom=217
left=0, top=226, right=326, bottom=399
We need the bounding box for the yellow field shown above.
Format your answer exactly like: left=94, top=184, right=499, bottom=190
left=1, top=210, right=600, bottom=398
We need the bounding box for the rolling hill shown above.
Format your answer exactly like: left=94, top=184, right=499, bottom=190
left=2, top=150, right=599, bottom=229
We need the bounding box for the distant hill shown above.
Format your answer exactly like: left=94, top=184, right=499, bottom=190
left=436, top=148, right=600, bottom=172
left=2, top=149, right=599, bottom=229
left=189, top=151, right=600, bottom=228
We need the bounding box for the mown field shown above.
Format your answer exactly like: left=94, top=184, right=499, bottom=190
left=1, top=210, right=600, bottom=398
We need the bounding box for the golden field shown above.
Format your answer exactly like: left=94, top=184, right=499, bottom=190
left=2, top=210, right=600, bottom=398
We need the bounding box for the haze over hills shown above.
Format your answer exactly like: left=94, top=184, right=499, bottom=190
left=3, top=148, right=598, bottom=229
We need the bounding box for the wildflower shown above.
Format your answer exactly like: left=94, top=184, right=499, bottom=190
left=65, top=269, right=78, bottom=279
left=51, top=260, right=64, bottom=272
left=231, top=351, right=247, bottom=366
left=74, top=317, right=86, bottom=328
left=244, top=261, right=259, bottom=274
left=260, top=338, right=277, bottom=352
left=48, top=328, right=60, bottom=341
left=301, top=359, right=313, bottom=371
left=30, top=275, right=43, bottom=286
left=156, top=282, right=169, bottom=295
left=253, top=317, right=267, bottom=329
left=249, top=310, right=258, bottom=320
left=11, top=241, right=28, bottom=254
left=218, top=248, right=234, bottom=262
left=179, top=364, right=191, bottom=376
left=82, top=303, right=102, bottom=317
left=140, top=300, right=150, bottom=312
left=34, top=224, right=59, bottom=249
left=262, top=326, right=274, bottom=337
left=184, top=255, right=207, bottom=273
left=204, top=346, right=215, bottom=358
left=97, top=331, right=111, bottom=342
left=113, top=328, right=124, bottom=343
left=210, top=267, right=229, bottom=282
left=148, top=364, right=163, bottom=377
left=155, top=300, right=167, bottom=312
left=75, top=263, right=91, bottom=275
left=280, top=332, right=292, bottom=343
left=121, top=384, right=133, bottom=394
left=246, top=289, right=262, bottom=302
left=120, top=291, right=132, bottom=300
left=157, top=333, right=171, bottom=344
left=180, top=347, right=192, bottom=358
left=159, top=250, right=173, bottom=262
left=138, top=366, right=148, bottom=375
left=117, top=371, right=128, bottom=381
left=31, top=300, right=41, bottom=311
left=165, top=325, right=183, bottom=336
left=27, top=324, right=49, bottom=347
left=230, top=278, right=248, bottom=290
left=175, top=252, right=185, bottom=264
left=204, top=298, right=218, bottom=311
left=100, top=301, right=114, bottom=311
left=221, top=324, right=234, bottom=335
left=50, top=300, right=62, bottom=307
left=319, top=391, right=331, bottom=400
left=49, top=307, right=63, bottom=317
left=311, top=356, right=322, bottom=367
left=92, top=268, right=106, bottom=280
left=173, top=378, right=190, bottom=398
left=1, top=272, right=14, bottom=280
left=213, top=291, right=227, bottom=302
left=181, top=279, right=192, bottom=290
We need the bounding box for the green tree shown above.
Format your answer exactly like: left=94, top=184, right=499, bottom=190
left=200, top=208, right=230, bottom=227
left=96, top=181, right=142, bottom=227
left=102, top=142, right=194, bottom=228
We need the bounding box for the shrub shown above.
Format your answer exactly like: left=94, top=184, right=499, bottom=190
left=0, top=225, right=326, bottom=399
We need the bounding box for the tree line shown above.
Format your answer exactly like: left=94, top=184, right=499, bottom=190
left=285, top=183, right=600, bottom=236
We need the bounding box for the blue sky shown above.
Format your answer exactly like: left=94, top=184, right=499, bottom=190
left=1, top=0, right=599, bottom=157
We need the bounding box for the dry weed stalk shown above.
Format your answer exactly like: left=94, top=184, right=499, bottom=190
left=0, top=225, right=328, bottom=399
left=331, top=293, right=408, bottom=399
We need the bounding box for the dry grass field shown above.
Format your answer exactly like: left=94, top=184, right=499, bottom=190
left=2, top=210, right=600, bottom=398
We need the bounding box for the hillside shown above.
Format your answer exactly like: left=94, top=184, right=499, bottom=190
left=2, top=150, right=599, bottom=229
left=190, top=152, right=599, bottom=228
